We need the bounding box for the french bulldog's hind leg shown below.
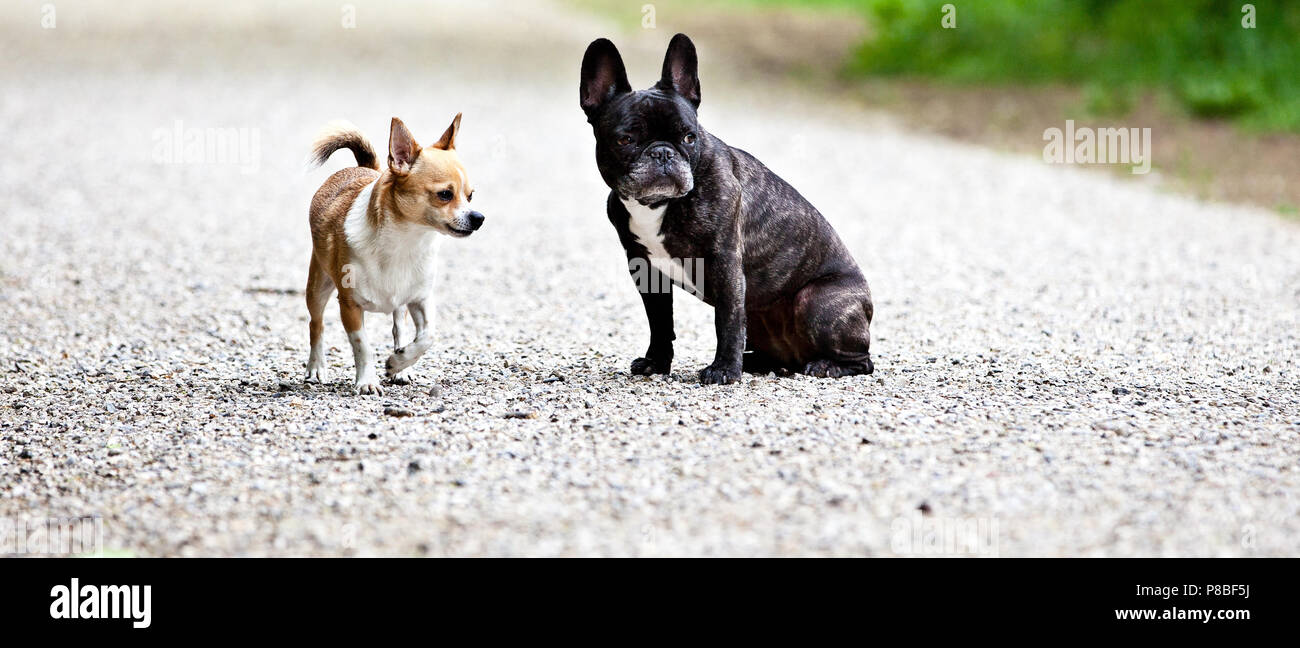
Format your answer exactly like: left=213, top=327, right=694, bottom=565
left=803, top=358, right=871, bottom=378
left=795, top=275, right=874, bottom=378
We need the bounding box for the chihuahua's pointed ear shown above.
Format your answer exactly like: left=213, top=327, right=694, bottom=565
left=388, top=117, right=420, bottom=176
left=656, top=33, right=700, bottom=108
left=431, top=112, right=461, bottom=151
left=580, top=38, right=631, bottom=118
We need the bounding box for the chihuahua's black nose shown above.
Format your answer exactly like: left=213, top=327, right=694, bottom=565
left=647, top=146, right=675, bottom=163
left=466, top=211, right=485, bottom=230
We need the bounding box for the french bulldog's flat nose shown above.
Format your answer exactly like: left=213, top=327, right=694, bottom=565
left=648, top=146, right=675, bottom=163
left=466, top=211, right=485, bottom=230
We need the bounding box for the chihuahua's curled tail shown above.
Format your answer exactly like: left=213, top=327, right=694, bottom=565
left=308, top=120, right=380, bottom=170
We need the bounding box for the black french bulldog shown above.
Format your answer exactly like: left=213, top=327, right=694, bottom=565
left=580, top=34, right=874, bottom=385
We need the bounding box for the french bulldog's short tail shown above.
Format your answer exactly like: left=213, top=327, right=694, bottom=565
left=307, top=120, right=379, bottom=170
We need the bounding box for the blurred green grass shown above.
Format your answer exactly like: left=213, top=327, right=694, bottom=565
left=730, top=0, right=1300, bottom=131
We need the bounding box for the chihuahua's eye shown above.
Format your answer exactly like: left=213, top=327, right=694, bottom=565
left=467, top=191, right=474, bottom=203
left=617, top=135, right=634, bottom=146
left=436, top=189, right=454, bottom=201
left=683, top=132, right=697, bottom=145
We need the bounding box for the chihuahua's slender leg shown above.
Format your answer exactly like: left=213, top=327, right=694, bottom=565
left=304, top=258, right=336, bottom=384
left=388, top=306, right=413, bottom=385
left=385, top=297, right=433, bottom=378
left=339, top=298, right=382, bottom=396
left=391, top=307, right=404, bottom=348
left=408, top=300, right=429, bottom=344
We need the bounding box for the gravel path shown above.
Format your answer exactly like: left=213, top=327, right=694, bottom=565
left=2, top=0, right=1297, bottom=556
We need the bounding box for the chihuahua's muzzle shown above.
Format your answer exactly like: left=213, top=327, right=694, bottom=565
left=449, top=210, right=486, bottom=237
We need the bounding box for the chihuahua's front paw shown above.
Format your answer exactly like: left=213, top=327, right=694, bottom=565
left=698, top=362, right=742, bottom=385
left=631, top=356, right=671, bottom=376
left=304, top=367, right=327, bottom=384
left=353, top=380, right=384, bottom=396
left=385, top=351, right=416, bottom=378
left=387, top=368, right=413, bottom=385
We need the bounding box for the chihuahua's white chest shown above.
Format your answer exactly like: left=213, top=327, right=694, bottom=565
left=343, top=182, right=440, bottom=313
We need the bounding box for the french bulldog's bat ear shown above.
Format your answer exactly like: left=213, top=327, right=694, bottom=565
left=388, top=117, right=420, bottom=176
left=431, top=112, right=461, bottom=151
left=657, top=33, right=700, bottom=108
left=580, top=38, right=631, bottom=117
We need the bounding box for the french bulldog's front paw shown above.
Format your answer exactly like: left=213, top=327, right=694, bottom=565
left=353, top=380, right=384, bottom=396
left=630, top=356, right=671, bottom=376
left=698, top=362, right=742, bottom=385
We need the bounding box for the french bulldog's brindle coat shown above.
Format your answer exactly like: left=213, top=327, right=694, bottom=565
left=580, top=34, right=875, bottom=384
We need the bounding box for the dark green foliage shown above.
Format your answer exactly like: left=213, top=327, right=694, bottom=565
left=815, top=0, right=1300, bottom=130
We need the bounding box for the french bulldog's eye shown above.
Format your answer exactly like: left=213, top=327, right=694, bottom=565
left=617, top=135, right=634, bottom=146
left=683, top=132, right=697, bottom=144
left=436, top=189, right=454, bottom=201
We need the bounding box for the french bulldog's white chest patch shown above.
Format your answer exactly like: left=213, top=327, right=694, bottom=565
left=622, top=198, right=699, bottom=295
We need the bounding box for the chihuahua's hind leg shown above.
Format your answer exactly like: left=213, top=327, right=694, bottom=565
left=304, top=259, right=336, bottom=384
left=385, top=298, right=434, bottom=379
left=388, top=307, right=413, bottom=385
left=391, top=307, right=405, bottom=348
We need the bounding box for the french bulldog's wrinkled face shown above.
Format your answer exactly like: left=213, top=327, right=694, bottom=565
left=581, top=34, right=704, bottom=205
left=594, top=90, right=699, bottom=203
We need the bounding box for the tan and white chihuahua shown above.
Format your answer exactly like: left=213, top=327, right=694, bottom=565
left=305, top=114, right=483, bottom=395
